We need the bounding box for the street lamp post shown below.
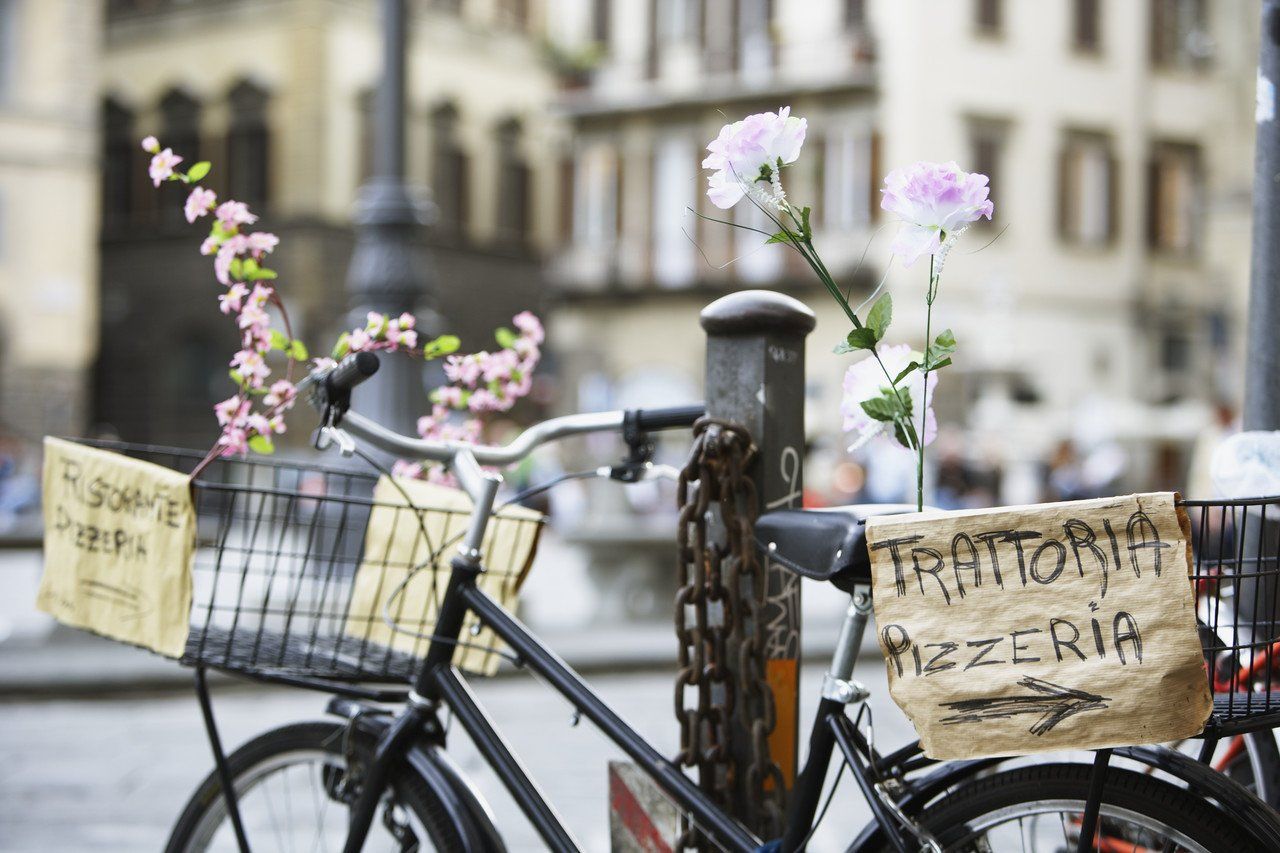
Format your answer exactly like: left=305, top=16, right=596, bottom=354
left=1245, top=1, right=1280, bottom=431
left=345, top=0, right=436, bottom=436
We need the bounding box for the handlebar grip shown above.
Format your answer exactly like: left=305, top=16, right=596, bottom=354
left=632, top=404, right=705, bottom=431
left=326, top=352, right=380, bottom=395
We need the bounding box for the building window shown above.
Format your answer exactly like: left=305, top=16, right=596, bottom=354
left=160, top=88, right=201, bottom=161
left=431, top=103, right=470, bottom=239
left=651, top=135, right=696, bottom=287
left=573, top=141, right=617, bottom=248
left=1072, top=0, right=1100, bottom=52
left=495, top=118, right=531, bottom=246
left=159, top=88, right=202, bottom=224
left=974, top=0, right=1002, bottom=36
left=1150, top=0, right=1209, bottom=69
left=592, top=0, right=610, bottom=46
left=1147, top=141, right=1202, bottom=256
left=495, top=0, right=528, bottom=29
left=657, top=0, right=700, bottom=42
left=102, top=98, right=135, bottom=226
left=0, top=0, right=16, bottom=102
left=822, top=127, right=876, bottom=232
left=737, top=0, right=773, bottom=76
left=845, top=0, right=865, bottom=29
left=226, top=80, right=270, bottom=209
left=968, top=119, right=1008, bottom=229
left=1058, top=131, right=1117, bottom=247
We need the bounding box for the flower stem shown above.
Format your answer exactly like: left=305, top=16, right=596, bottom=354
left=917, top=255, right=938, bottom=512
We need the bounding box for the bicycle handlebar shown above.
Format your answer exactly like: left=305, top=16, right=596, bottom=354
left=302, top=352, right=703, bottom=469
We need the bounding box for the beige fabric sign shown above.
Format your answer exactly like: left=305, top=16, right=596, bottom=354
left=344, top=476, right=542, bottom=676
left=38, top=437, right=195, bottom=657
left=866, top=492, right=1211, bottom=759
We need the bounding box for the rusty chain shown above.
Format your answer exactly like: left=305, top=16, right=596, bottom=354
left=674, top=417, right=785, bottom=848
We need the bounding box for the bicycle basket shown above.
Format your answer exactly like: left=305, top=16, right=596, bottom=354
left=1188, top=495, right=1280, bottom=730
left=73, top=440, right=543, bottom=683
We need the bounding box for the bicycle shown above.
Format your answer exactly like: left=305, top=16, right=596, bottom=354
left=90, top=353, right=1280, bottom=852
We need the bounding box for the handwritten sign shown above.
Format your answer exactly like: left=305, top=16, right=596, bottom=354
left=866, top=492, right=1211, bottom=759
left=344, top=476, right=542, bottom=676
left=38, top=437, right=195, bottom=657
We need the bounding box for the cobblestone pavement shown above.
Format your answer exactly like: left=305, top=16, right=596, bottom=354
left=0, top=662, right=913, bottom=852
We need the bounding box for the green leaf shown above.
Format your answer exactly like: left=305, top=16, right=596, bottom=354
left=860, top=395, right=898, bottom=422
left=925, top=328, right=957, bottom=370
left=269, top=329, right=290, bottom=351
left=248, top=434, right=275, bottom=455
left=229, top=369, right=245, bottom=387
left=332, top=332, right=351, bottom=359
left=494, top=327, right=518, bottom=349
left=423, top=334, right=461, bottom=359
left=242, top=258, right=260, bottom=278
left=893, top=419, right=914, bottom=450
left=211, top=221, right=231, bottom=239
left=287, top=339, right=309, bottom=361
left=765, top=231, right=791, bottom=244
left=926, top=356, right=952, bottom=372
left=186, top=161, right=212, bottom=182
left=834, top=327, right=879, bottom=354
left=892, top=361, right=920, bottom=385
left=229, top=258, right=244, bottom=280
left=866, top=294, right=893, bottom=342
left=249, top=267, right=278, bottom=281
left=800, top=206, right=812, bottom=241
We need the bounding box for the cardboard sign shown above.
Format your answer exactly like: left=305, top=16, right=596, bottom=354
left=38, top=437, right=195, bottom=657
left=344, top=476, right=542, bottom=676
left=866, top=492, right=1212, bottom=759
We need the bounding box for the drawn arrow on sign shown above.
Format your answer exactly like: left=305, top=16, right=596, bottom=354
left=938, top=675, right=1110, bottom=736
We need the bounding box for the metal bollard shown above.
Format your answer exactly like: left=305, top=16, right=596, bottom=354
left=700, top=290, right=816, bottom=814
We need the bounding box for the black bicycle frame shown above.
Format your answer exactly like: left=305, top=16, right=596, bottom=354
left=334, top=555, right=921, bottom=853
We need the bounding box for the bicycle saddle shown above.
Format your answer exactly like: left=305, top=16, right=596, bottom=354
left=754, top=504, right=917, bottom=592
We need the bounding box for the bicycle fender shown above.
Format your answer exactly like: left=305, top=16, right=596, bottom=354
left=1112, top=744, right=1280, bottom=850
left=846, top=746, right=1280, bottom=852
left=404, top=738, right=507, bottom=853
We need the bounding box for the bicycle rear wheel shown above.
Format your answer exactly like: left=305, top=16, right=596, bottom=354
left=898, top=763, right=1264, bottom=852
left=165, top=721, right=464, bottom=852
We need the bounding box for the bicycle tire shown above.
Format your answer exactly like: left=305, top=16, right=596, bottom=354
left=164, top=720, right=466, bottom=852
left=1221, top=732, right=1280, bottom=809
left=878, top=762, right=1266, bottom=852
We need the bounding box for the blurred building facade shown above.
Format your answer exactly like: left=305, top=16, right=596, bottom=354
left=544, top=0, right=1259, bottom=502
left=95, top=0, right=566, bottom=447
left=0, top=0, right=102, bottom=443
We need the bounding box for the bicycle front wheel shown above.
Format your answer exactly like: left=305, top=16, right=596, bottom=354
left=896, top=763, right=1264, bottom=852
left=164, top=721, right=464, bottom=852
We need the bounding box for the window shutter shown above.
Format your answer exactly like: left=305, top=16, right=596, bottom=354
left=1105, top=148, right=1120, bottom=244
left=1056, top=145, right=1071, bottom=241
left=1145, top=154, right=1161, bottom=250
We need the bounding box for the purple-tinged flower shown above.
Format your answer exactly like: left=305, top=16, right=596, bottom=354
left=214, top=395, right=250, bottom=427
left=219, top=283, right=249, bottom=315
left=230, top=348, right=270, bottom=384
left=880, top=161, right=993, bottom=268
left=312, top=357, right=337, bottom=372
left=200, top=235, right=221, bottom=256
left=184, top=187, right=217, bottom=223
left=840, top=343, right=938, bottom=451
left=215, top=200, right=258, bottom=229
left=141, top=136, right=160, bottom=154
left=348, top=328, right=372, bottom=352
left=263, top=380, right=296, bottom=408
left=702, top=107, right=807, bottom=210
left=245, top=232, right=279, bottom=258
left=512, top=310, right=544, bottom=344
left=443, top=353, right=482, bottom=387
left=214, top=235, right=249, bottom=285
left=149, top=148, right=183, bottom=187
left=218, top=427, right=250, bottom=457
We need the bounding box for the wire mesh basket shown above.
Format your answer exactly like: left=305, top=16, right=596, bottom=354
left=1187, top=496, right=1280, bottom=730
left=79, top=441, right=543, bottom=684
